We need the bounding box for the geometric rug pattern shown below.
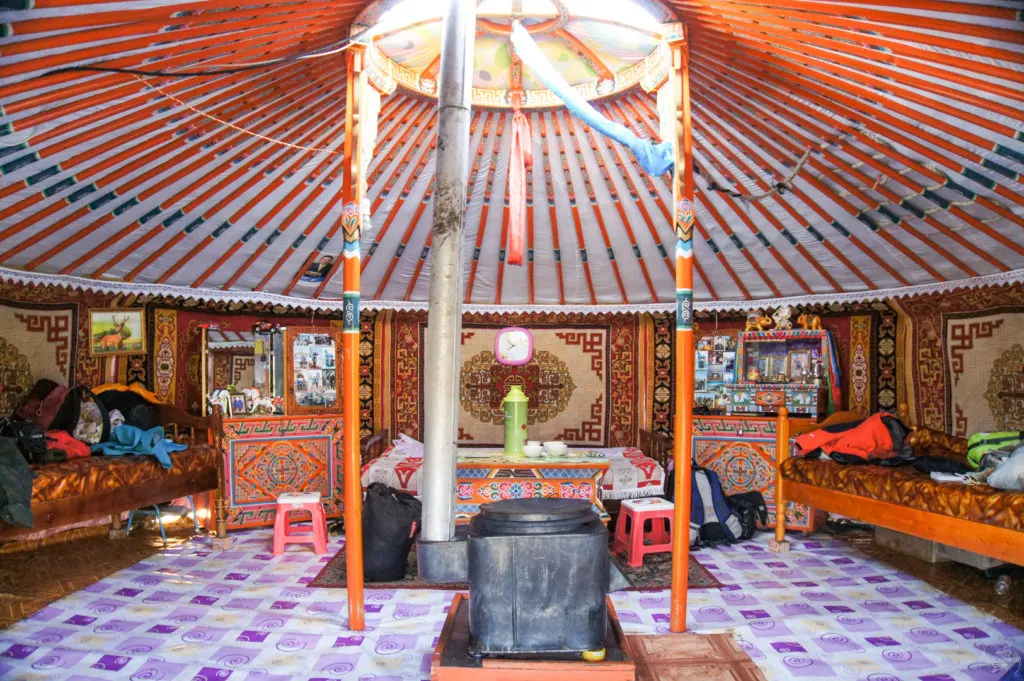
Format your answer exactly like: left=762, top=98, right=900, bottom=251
left=0, top=529, right=1020, bottom=680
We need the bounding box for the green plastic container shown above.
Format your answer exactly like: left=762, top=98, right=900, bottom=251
left=501, top=384, right=529, bottom=456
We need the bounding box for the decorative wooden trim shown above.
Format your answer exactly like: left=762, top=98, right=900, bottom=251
left=783, top=479, right=1024, bottom=566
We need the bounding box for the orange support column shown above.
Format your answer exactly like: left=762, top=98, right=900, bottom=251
left=341, top=44, right=368, bottom=632
left=773, top=407, right=791, bottom=552
left=668, top=29, right=696, bottom=634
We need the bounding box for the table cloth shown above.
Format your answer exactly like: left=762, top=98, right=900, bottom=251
left=361, top=446, right=664, bottom=502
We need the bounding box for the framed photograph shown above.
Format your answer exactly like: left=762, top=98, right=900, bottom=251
left=789, top=351, right=811, bottom=378
left=285, top=326, right=342, bottom=415
left=229, top=393, right=248, bottom=417
left=89, top=309, right=146, bottom=357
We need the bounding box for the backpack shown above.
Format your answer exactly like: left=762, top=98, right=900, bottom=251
left=0, top=418, right=49, bottom=464
left=14, top=379, right=68, bottom=430
left=665, top=464, right=756, bottom=547
left=967, top=431, right=1024, bottom=470
left=689, top=465, right=744, bottom=547
left=50, top=386, right=110, bottom=445
left=725, top=491, right=767, bottom=541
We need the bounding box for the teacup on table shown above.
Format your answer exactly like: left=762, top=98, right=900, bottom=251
left=543, top=441, right=568, bottom=457
left=522, top=444, right=544, bottom=457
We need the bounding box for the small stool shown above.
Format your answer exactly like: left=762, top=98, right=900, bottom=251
left=612, top=497, right=674, bottom=567
left=272, top=492, right=328, bottom=555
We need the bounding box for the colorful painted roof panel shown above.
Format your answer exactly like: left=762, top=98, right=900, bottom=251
left=0, top=0, right=1021, bottom=310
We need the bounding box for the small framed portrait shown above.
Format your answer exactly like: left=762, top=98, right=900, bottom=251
left=300, top=254, right=335, bottom=283
left=229, top=393, right=248, bottom=417
left=789, top=351, right=811, bottom=377
left=89, top=309, right=146, bottom=357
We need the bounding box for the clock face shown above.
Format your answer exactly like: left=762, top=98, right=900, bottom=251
left=495, top=327, right=533, bottom=366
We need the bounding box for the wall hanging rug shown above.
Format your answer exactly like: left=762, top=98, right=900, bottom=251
left=388, top=311, right=640, bottom=447
left=894, top=284, right=1024, bottom=434
left=308, top=544, right=721, bottom=592
left=0, top=299, right=77, bottom=416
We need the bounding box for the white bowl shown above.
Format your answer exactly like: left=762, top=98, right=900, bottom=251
left=522, top=444, right=544, bottom=457
left=526, top=440, right=541, bottom=447
left=543, top=441, right=568, bottom=456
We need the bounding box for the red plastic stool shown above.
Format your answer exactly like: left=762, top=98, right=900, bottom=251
left=272, top=492, right=328, bottom=555
left=612, top=497, right=674, bottom=567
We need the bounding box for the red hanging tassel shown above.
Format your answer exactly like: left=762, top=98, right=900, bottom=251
left=507, top=105, right=531, bottom=266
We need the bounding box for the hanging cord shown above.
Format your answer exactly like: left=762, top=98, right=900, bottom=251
left=130, top=74, right=342, bottom=155
left=698, top=134, right=840, bottom=203
left=39, top=25, right=374, bottom=79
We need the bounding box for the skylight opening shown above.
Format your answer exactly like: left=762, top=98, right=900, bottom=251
left=374, top=0, right=665, bottom=38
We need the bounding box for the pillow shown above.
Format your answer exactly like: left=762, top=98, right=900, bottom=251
left=987, top=445, right=1024, bottom=492
left=389, top=434, right=424, bottom=458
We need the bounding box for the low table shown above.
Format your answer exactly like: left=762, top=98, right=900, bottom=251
left=452, top=451, right=611, bottom=523
left=362, top=446, right=664, bottom=524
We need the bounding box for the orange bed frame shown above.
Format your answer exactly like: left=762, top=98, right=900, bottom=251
left=773, top=408, right=1024, bottom=567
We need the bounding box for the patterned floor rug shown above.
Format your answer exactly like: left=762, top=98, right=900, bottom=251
left=308, top=545, right=721, bottom=591
left=1, top=529, right=1021, bottom=681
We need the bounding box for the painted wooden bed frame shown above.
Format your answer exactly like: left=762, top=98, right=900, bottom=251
left=773, top=407, right=1024, bottom=566
left=0, top=406, right=229, bottom=543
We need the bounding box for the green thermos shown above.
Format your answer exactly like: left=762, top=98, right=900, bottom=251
left=501, top=384, right=529, bottom=456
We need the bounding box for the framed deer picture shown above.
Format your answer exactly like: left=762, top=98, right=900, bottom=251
left=89, top=309, right=146, bottom=357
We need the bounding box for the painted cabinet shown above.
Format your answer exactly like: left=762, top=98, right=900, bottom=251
left=692, top=415, right=825, bottom=532
left=222, top=415, right=343, bottom=529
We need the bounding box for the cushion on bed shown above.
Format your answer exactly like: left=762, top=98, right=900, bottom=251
left=781, top=456, right=1024, bottom=532
left=29, top=446, right=218, bottom=503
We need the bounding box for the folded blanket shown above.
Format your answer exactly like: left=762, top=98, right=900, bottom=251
left=91, top=425, right=186, bottom=469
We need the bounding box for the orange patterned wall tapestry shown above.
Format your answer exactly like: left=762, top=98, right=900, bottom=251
left=388, top=311, right=639, bottom=447
left=893, top=283, right=1024, bottom=434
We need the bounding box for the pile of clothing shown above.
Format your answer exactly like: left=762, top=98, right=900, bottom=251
left=793, top=413, right=1024, bottom=492
left=0, top=382, right=188, bottom=529
left=2, top=381, right=184, bottom=463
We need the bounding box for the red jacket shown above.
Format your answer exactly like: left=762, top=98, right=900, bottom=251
left=45, top=431, right=91, bottom=459
left=794, top=413, right=902, bottom=461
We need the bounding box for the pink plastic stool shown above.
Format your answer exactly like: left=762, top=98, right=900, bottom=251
left=272, top=492, right=328, bottom=555
left=612, top=497, right=674, bottom=567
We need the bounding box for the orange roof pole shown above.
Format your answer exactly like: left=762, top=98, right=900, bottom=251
left=341, top=42, right=368, bottom=632
left=668, top=27, right=694, bottom=634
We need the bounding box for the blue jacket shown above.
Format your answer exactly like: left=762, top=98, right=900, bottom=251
left=92, top=425, right=186, bottom=469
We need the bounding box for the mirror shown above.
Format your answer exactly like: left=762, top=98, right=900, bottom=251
left=206, top=323, right=285, bottom=417
left=284, top=327, right=342, bottom=415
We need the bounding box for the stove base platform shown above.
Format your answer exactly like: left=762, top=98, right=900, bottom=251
left=430, top=593, right=635, bottom=681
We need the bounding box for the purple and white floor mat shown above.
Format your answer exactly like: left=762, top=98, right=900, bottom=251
left=0, top=529, right=1020, bottom=680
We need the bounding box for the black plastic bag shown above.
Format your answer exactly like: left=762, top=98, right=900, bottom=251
left=362, top=482, right=422, bottom=582
left=0, top=418, right=48, bottom=464
left=725, top=490, right=768, bottom=540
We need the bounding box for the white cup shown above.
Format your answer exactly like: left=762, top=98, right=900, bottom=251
left=543, top=441, right=568, bottom=456
left=526, top=440, right=541, bottom=446
left=522, top=444, right=544, bottom=458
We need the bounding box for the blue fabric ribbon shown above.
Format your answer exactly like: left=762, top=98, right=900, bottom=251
left=91, top=425, right=187, bottom=470
left=510, top=22, right=675, bottom=176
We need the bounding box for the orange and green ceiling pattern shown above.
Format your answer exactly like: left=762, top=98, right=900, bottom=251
left=0, top=0, right=1022, bottom=311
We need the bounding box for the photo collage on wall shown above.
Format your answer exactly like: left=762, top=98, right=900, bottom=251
left=695, top=335, right=737, bottom=411
left=292, top=333, right=338, bottom=408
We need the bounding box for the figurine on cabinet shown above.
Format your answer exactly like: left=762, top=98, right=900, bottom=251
left=797, top=313, right=823, bottom=330
left=745, top=310, right=774, bottom=332
left=773, top=305, right=794, bottom=330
